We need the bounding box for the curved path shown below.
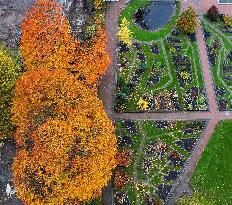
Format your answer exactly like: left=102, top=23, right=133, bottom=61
left=99, top=0, right=232, bottom=204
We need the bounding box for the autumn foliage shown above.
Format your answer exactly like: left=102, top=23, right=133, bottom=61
left=11, top=68, right=117, bottom=204
left=116, top=149, right=132, bottom=167
left=177, top=6, right=197, bottom=34
left=20, top=0, right=79, bottom=71
left=20, top=0, right=110, bottom=85
left=75, top=28, right=110, bottom=85
left=114, top=169, right=130, bottom=189
left=12, top=0, right=116, bottom=203
left=118, top=18, right=133, bottom=46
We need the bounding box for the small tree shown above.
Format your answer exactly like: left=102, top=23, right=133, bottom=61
left=118, top=18, right=133, bottom=46
left=0, top=45, right=20, bottom=139
left=224, top=15, right=232, bottom=27
left=177, top=7, right=197, bottom=34
left=207, top=5, right=219, bottom=22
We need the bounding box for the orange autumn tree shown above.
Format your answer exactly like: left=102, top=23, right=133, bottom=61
left=11, top=68, right=117, bottom=204
left=75, top=28, right=110, bottom=85
left=20, top=0, right=111, bottom=86
left=20, top=0, right=79, bottom=71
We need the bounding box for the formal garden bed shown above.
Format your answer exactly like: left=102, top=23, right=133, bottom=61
left=115, top=0, right=208, bottom=113
left=177, top=120, right=232, bottom=204
left=113, top=120, right=207, bottom=205
left=201, top=14, right=232, bottom=111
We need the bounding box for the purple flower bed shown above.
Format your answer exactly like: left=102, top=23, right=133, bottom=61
left=187, top=32, right=197, bottom=42
left=114, top=192, right=131, bottom=205
left=203, top=29, right=211, bottom=40
left=150, top=43, right=160, bottom=54
left=155, top=121, right=177, bottom=129
left=156, top=184, right=172, bottom=201
left=215, top=86, right=227, bottom=97
left=218, top=99, right=228, bottom=111
left=137, top=52, right=146, bottom=62
left=163, top=170, right=181, bottom=181
left=168, top=151, right=185, bottom=167
left=119, top=135, right=134, bottom=148
left=175, top=138, right=197, bottom=153
left=122, top=120, right=139, bottom=135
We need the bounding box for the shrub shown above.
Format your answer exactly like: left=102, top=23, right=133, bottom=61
left=116, top=150, right=132, bottom=167
left=93, top=0, right=104, bottom=10
left=12, top=68, right=117, bottom=204
left=118, top=18, right=133, bottom=45
left=114, top=169, right=130, bottom=189
left=0, top=45, right=20, bottom=139
left=207, top=5, right=219, bottom=22
left=224, top=15, right=232, bottom=27
left=177, top=7, right=197, bottom=34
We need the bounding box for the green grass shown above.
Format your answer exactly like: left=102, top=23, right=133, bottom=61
left=118, top=0, right=181, bottom=41
left=191, top=120, right=232, bottom=204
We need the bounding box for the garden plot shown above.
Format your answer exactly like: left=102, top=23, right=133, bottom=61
left=115, top=29, right=208, bottom=112
left=201, top=16, right=232, bottom=111
left=114, top=120, right=207, bottom=205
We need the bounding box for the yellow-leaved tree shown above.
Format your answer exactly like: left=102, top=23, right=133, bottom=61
left=118, top=18, right=133, bottom=45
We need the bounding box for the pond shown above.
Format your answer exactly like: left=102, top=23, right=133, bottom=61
left=134, top=1, right=175, bottom=31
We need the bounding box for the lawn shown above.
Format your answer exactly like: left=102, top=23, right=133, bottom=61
left=190, top=120, right=232, bottom=204
left=114, top=120, right=207, bottom=204
left=115, top=0, right=207, bottom=113
left=201, top=15, right=232, bottom=111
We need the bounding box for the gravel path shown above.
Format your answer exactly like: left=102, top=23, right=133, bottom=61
left=100, top=0, right=232, bottom=204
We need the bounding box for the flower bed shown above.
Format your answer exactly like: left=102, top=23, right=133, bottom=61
left=201, top=16, right=232, bottom=111
left=114, top=120, right=207, bottom=205
left=115, top=27, right=208, bottom=112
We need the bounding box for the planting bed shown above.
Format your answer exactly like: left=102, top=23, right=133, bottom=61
left=201, top=16, right=232, bottom=111
left=114, top=120, right=207, bottom=204
left=115, top=31, right=208, bottom=112
left=115, top=0, right=208, bottom=113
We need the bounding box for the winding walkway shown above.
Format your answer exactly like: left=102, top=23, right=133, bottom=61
left=100, top=0, right=232, bottom=204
